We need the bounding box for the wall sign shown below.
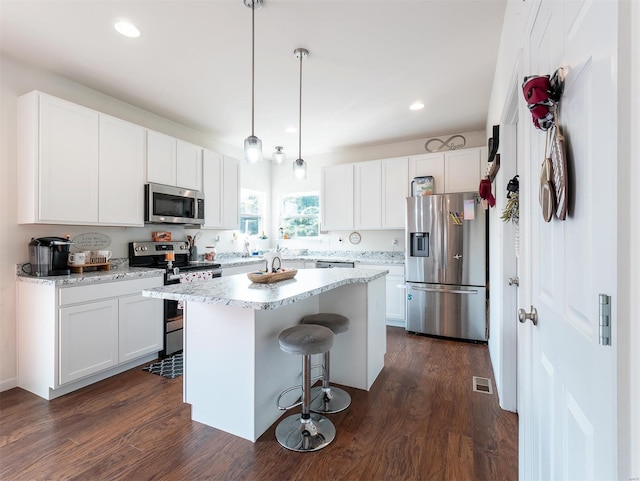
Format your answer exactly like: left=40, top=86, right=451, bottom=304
left=425, top=134, right=466, bottom=152
left=71, top=232, right=111, bottom=249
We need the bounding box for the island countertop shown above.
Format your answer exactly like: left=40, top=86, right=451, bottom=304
left=142, top=266, right=388, bottom=310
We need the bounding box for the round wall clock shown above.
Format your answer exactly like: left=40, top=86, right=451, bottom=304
left=349, top=232, right=361, bottom=244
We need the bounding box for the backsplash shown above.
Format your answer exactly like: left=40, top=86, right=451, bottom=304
left=215, top=250, right=405, bottom=262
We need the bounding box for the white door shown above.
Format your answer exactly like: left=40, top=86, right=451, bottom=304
left=521, top=1, right=618, bottom=479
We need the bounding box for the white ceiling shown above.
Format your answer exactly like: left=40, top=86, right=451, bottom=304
left=0, top=0, right=506, bottom=158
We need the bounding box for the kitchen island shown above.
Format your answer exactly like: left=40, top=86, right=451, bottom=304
left=142, top=267, right=388, bottom=442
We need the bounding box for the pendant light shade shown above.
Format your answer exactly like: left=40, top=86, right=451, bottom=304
left=243, top=0, right=263, bottom=163
left=293, top=48, right=308, bottom=180
left=293, top=158, right=306, bottom=179
left=244, top=136, right=262, bottom=163
left=272, top=146, right=285, bottom=164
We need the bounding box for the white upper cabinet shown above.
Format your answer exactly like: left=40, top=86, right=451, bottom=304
left=409, top=147, right=485, bottom=194
left=98, top=115, right=145, bottom=226
left=322, top=158, right=408, bottom=231
left=146, top=130, right=176, bottom=186
left=354, top=160, right=382, bottom=229
left=17, top=91, right=144, bottom=226
left=147, top=131, right=202, bottom=191
left=444, top=148, right=484, bottom=193
left=321, top=163, right=354, bottom=231
left=176, top=140, right=203, bottom=191
left=18, top=92, right=99, bottom=224
left=381, top=157, right=409, bottom=229
left=408, top=152, right=445, bottom=194
left=202, top=149, right=240, bottom=229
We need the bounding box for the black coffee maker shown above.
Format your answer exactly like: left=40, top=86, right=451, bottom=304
left=28, top=237, right=73, bottom=276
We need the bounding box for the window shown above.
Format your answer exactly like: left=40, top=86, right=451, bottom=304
left=240, top=189, right=265, bottom=235
left=281, top=192, right=320, bottom=238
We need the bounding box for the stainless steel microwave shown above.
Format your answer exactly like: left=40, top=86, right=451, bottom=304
left=144, top=183, right=205, bottom=225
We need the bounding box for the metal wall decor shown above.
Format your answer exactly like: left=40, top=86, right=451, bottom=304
left=424, top=134, right=466, bottom=152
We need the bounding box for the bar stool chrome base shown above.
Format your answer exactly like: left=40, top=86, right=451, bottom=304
left=301, top=313, right=352, bottom=414
left=275, top=413, right=336, bottom=452
left=310, top=385, right=351, bottom=414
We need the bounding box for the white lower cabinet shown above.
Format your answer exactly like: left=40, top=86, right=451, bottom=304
left=17, top=276, right=163, bottom=400
left=282, top=260, right=304, bottom=270
left=119, top=294, right=163, bottom=363
left=59, top=299, right=119, bottom=384
left=359, top=264, right=406, bottom=327
left=222, top=262, right=262, bottom=276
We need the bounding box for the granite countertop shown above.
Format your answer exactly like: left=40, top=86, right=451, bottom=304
left=16, top=260, right=165, bottom=286
left=216, top=250, right=405, bottom=268
left=142, top=266, right=388, bottom=310
left=15, top=250, right=403, bottom=286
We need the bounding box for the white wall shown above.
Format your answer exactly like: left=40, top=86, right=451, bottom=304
left=618, top=0, right=639, bottom=477
left=630, top=1, right=640, bottom=474
left=477, top=0, right=530, bottom=416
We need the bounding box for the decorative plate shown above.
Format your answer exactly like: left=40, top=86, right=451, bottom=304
left=349, top=232, right=361, bottom=244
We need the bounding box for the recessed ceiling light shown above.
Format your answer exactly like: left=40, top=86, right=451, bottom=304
left=285, top=127, right=297, bottom=134
left=410, top=102, right=425, bottom=111
left=114, top=21, right=141, bottom=38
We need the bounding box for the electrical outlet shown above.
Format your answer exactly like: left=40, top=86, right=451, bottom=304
left=392, top=238, right=399, bottom=246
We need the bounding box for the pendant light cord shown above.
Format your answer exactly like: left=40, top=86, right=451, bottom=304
left=298, top=52, right=303, bottom=159
left=251, top=1, right=255, bottom=137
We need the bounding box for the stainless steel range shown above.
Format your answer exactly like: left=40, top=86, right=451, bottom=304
left=128, top=241, right=222, bottom=356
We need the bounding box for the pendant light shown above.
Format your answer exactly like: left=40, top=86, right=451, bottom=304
left=243, top=0, right=263, bottom=163
left=272, top=146, right=285, bottom=164
left=293, top=48, right=308, bottom=179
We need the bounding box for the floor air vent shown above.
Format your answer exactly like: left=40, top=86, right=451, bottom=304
left=472, top=376, right=493, bottom=394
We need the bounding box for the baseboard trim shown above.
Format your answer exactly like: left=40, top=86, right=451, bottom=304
left=0, top=377, right=18, bottom=393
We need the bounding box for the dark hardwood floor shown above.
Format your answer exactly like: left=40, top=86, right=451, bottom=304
left=0, top=327, right=518, bottom=481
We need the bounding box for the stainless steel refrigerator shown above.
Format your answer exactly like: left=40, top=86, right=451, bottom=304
left=405, top=193, right=488, bottom=341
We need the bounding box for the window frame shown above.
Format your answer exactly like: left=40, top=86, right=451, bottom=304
left=280, top=191, right=320, bottom=238
left=239, top=188, right=266, bottom=236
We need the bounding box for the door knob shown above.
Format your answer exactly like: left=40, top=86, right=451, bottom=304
left=508, top=277, right=519, bottom=286
left=518, top=306, right=538, bottom=326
